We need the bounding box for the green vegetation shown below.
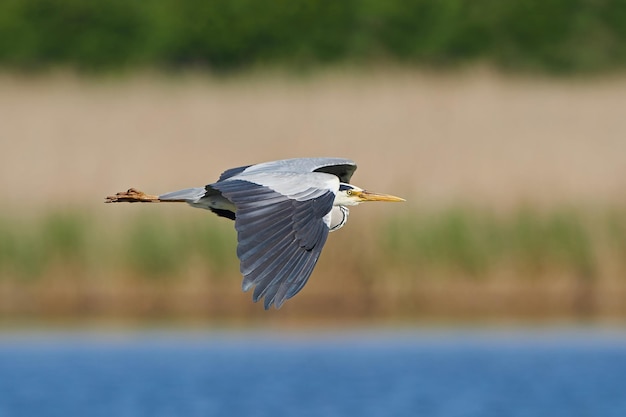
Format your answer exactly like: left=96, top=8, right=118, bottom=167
left=122, top=212, right=237, bottom=278
left=383, top=207, right=600, bottom=279
left=0, top=210, right=238, bottom=282
left=0, top=206, right=624, bottom=284
left=1, top=0, right=626, bottom=74
left=1, top=206, right=625, bottom=320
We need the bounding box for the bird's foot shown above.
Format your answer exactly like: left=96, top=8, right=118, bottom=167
left=105, top=188, right=160, bottom=203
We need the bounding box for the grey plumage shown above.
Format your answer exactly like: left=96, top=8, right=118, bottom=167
left=106, top=157, right=404, bottom=309
left=213, top=179, right=334, bottom=308
left=159, top=187, right=206, bottom=202
left=202, top=158, right=353, bottom=308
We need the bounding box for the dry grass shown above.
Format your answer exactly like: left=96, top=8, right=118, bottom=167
left=1, top=69, right=626, bottom=211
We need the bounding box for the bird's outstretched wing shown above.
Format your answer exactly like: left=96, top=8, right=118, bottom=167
left=221, top=157, right=357, bottom=184
left=212, top=170, right=339, bottom=309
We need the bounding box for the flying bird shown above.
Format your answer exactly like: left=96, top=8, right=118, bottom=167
left=105, top=157, right=404, bottom=309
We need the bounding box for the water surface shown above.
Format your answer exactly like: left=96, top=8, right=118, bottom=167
left=0, top=328, right=625, bottom=417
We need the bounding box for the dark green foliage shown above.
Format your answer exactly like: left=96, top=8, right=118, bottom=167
left=356, top=0, right=495, bottom=64
left=0, top=0, right=149, bottom=70
left=147, top=0, right=359, bottom=70
left=1, top=0, right=625, bottom=73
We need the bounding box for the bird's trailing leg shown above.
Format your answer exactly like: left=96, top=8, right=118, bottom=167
left=105, top=188, right=163, bottom=203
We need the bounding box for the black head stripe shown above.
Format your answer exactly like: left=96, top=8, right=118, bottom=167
left=338, top=183, right=353, bottom=192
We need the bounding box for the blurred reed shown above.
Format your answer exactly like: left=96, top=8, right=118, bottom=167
left=0, top=206, right=625, bottom=321
left=383, top=207, right=598, bottom=280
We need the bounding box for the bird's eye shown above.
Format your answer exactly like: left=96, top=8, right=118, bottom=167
left=346, top=190, right=353, bottom=195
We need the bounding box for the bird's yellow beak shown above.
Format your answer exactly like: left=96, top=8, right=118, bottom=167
left=354, top=190, right=406, bottom=203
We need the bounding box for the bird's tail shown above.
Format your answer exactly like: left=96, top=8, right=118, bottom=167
left=159, top=187, right=206, bottom=202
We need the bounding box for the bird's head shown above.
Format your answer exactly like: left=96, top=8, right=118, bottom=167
left=334, top=183, right=405, bottom=206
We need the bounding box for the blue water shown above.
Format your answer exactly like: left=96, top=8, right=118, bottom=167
left=0, top=328, right=625, bottom=417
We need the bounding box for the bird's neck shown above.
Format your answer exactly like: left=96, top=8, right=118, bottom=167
left=329, top=206, right=349, bottom=232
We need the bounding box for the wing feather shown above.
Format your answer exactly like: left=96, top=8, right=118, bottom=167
left=269, top=249, right=320, bottom=308
left=239, top=228, right=296, bottom=274
left=218, top=165, right=253, bottom=181
left=252, top=248, right=305, bottom=302
left=234, top=158, right=356, bottom=184
left=212, top=175, right=336, bottom=309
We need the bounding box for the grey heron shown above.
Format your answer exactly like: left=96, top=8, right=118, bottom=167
left=105, top=157, right=404, bottom=309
